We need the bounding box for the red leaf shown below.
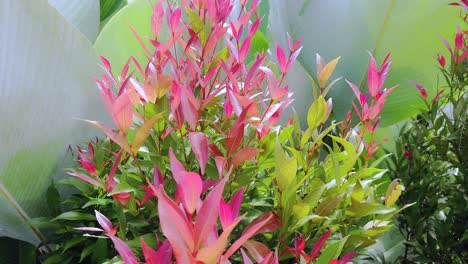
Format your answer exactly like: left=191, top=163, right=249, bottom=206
left=189, top=132, right=209, bottom=175
left=179, top=172, right=203, bottom=215
left=142, top=238, right=172, bottom=264
left=367, top=55, right=380, bottom=98
left=231, top=147, right=263, bottom=167
left=106, top=150, right=123, bottom=192
left=109, top=235, right=139, bottom=264
left=276, top=44, right=287, bottom=73
left=409, top=81, right=428, bottom=99
left=214, top=156, right=227, bottom=178
left=310, top=229, right=332, bottom=261
left=194, top=177, right=227, bottom=249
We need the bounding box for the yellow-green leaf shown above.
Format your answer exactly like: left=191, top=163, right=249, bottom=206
left=307, top=96, right=327, bottom=131
left=274, top=141, right=297, bottom=191
left=385, top=179, right=402, bottom=206
left=318, top=56, right=340, bottom=88
left=131, top=113, right=162, bottom=155
left=316, top=195, right=340, bottom=216
left=293, top=202, right=310, bottom=219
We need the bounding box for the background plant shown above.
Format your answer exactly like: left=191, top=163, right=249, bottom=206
left=385, top=4, right=468, bottom=262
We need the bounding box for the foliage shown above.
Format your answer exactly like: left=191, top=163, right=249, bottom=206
left=385, top=3, right=468, bottom=262
left=37, top=0, right=406, bottom=263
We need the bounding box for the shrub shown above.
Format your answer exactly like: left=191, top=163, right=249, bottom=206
left=40, top=0, right=406, bottom=263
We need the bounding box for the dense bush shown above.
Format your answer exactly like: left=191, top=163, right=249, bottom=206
left=38, top=0, right=406, bottom=263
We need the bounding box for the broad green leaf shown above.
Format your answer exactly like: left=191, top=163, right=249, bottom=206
left=100, top=0, right=127, bottom=24
left=0, top=0, right=106, bottom=245
left=307, top=95, right=327, bottom=131
left=187, top=9, right=207, bottom=45
left=269, top=0, right=459, bottom=126
left=48, top=0, right=100, bottom=42
left=346, top=203, right=396, bottom=218
left=274, top=141, right=297, bottom=191
left=94, top=0, right=157, bottom=78
left=316, top=236, right=348, bottom=264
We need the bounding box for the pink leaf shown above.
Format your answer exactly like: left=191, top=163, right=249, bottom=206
left=112, top=92, right=133, bottom=133
left=155, top=186, right=195, bottom=262
left=82, top=120, right=131, bottom=153
left=215, top=156, right=227, bottom=178
left=179, top=172, right=203, bottom=215
left=194, top=177, right=228, bottom=249
left=310, top=229, right=332, bottom=261
left=188, top=132, right=209, bottom=175
left=142, top=238, right=172, bottom=264
left=67, top=172, right=99, bottom=187
left=219, top=188, right=243, bottom=230
left=367, top=55, right=380, bottom=98
left=151, top=2, right=164, bottom=37
left=109, top=236, right=139, bottom=264
left=338, top=251, right=357, bottom=264
left=94, top=210, right=115, bottom=235
left=316, top=54, right=326, bottom=77
left=240, top=35, right=252, bottom=61
left=169, top=148, right=185, bottom=184
left=276, top=44, right=287, bottom=73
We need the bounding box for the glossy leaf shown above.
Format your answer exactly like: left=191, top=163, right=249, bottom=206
left=131, top=113, right=162, bottom=155
left=48, top=0, right=100, bottom=42
left=0, top=0, right=106, bottom=245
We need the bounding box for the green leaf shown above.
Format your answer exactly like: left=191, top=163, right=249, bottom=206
left=247, top=31, right=269, bottom=63
left=316, top=236, right=348, bottom=264
left=346, top=203, right=396, bottom=218
left=307, top=96, right=327, bottom=131
left=270, top=0, right=459, bottom=126
left=1, top=0, right=106, bottom=245
left=303, top=179, right=326, bottom=210
left=187, top=9, right=207, bottom=45
left=53, top=211, right=96, bottom=221
left=100, top=0, right=127, bottom=23
left=274, top=141, right=297, bottom=191
left=94, top=0, right=156, bottom=78
left=48, top=0, right=100, bottom=42
left=330, top=136, right=358, bottom=171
